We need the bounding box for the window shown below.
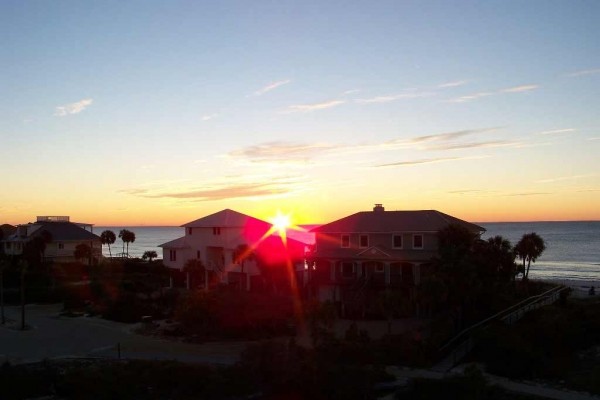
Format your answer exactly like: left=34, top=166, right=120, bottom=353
left=393, top=234, right=403, bottom=249
left=375, top=263, right=385, bottom=273
left=413, top=234, right=423, bottom=249
left=341, top=262, right=354, bottom=278
left=169, top=250, right=177, bottom=261
left=58, top=243, right=64, bottom=250
left=212, top=227, right=221, bottom=235
left=196, top=250, right=201, bottom=259
left=188, top=228, right=193, bottom=235
left=359, top=234, right=369, bottom=248
left=341, top=234, right=350, bottom=248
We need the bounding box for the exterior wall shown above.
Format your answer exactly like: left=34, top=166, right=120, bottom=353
left=316, top=231, right=439, bottom=254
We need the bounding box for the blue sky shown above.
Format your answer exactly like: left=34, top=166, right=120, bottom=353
left=1, top=1, right=599, bottom=225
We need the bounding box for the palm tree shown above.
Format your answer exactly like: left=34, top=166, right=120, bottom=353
left=514, top=233, right=546, bottom=280
left=142, top=250, right=157, bottom=263
left=74, top=243, right=92, bottom=264
left=119, top=229, right=136, bottom=258
left=485, top=235, right=516, bottom=282
left=100, top=230, right=116, bottom=259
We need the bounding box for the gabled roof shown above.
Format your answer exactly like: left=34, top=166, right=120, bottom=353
left=182, top=209, right=272, bottom=229
left=158, top=236, right=188, bottom=249
left=28, top=222, right=100, bottom=242
left=312, top=210, right=485, bottom=233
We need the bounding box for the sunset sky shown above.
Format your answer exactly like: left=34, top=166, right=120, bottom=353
left=2, top=1, right=599, bottom=226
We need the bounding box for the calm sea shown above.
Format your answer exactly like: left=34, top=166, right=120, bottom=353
left=96, top=221, right=600, bottom=283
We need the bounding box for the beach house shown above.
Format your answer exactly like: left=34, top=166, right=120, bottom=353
left=308, top=204, right=485, bottom=316
left=159, top=209, right=307, bottom=291
left=1, top=216, right=102, bottom=263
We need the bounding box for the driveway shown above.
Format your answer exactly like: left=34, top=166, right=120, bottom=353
left=0, top=304, right=247, bottom=365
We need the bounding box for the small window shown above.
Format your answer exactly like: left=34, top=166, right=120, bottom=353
left=341, top=234, right=350, bottom=248
left=393, top=234, right=403, bottom=249
left=188, top=228, right=193, bottom=235
left=413, top=234, right=423, bottom=249
left=359, top=235, right=369, bottom=248
left=212, top=227, right=221, bottom=235
left=341, top=262, right=354, bottom=278
left=196, top=250, right=201, bottom=259
left=170, top=250, right=177, bottom=261
left=58, top=243, right=64, bottom=250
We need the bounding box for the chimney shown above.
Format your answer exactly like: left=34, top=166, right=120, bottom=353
left=373, top=203, right=385, bottom=212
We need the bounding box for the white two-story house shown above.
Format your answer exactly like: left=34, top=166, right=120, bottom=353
left=159, top=209, right=306, bottom=291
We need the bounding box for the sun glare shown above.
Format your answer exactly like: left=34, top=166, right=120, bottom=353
left=271, top=212, right=291, bottom=234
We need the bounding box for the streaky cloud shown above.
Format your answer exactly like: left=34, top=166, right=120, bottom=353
left=536, top=174, right=594, bottom=184
left=438, top=80, right=468, bottom=88
left=228, top=141, right=334, bottom=162
left=254, top=79, right=291, bottom=96
left=449, top=92, right=494, bottom=103
left=287, top=99, right=345, bottom=112
left=504, top=192, right=552, bottom=197
left=54, top=98, right=93, bottom=116
left=426, top=140, right=516, bottom=151
left=567, top=68, right=600, bottom=77
left=355, top=91, right=434, bottom=104
left=537, top=128, right=576, bottom=135
left=374, top=156, right=484, bottom=168
left=501, top=84, right=539, bottom=93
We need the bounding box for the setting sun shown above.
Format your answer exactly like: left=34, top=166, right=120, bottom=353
left=270, top=212, right=292, bottom=234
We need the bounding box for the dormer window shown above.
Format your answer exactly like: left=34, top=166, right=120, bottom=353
left=341, top=234, right=350, bottom=248
left=413, top=234, right=423, bottom=249
left=359, top=235, right=369, bottom=248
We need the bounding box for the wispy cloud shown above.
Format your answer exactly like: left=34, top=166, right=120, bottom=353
left=449, top=84, right=539, bottom=103
left=374, top=155, right=486, bottom=168
left=54, top=98, right=93, bottom=116
left=567, top=68, right=600, bottom=77
left=536, top=174, right=594, bottom=184
left=253, top=79, right=291, bottom=96
left=448, top=189, right=490, bottom=195
left=342, top=89, right=360, bottom=95
left=537, top=128, right=576, bottom=135
left=355, top=91, right=434, bottom=104
left=438, top=80, right=468, bottom=88
left=201, top=113, right=219, bottom=121
left=123, top=175, right=303, bottom=202
left=500, top=84, right=539, bottom=93
left=427, top=140, right=517, bottom=151
left=286, top=100, right=346, bottom=113
left=503, top=192, right=552, bottom=197
left=449, top=92, right=494, bottom=103
left=588, top=137, right=600, bottom=141
left=228, top=141, right=334, bottom=163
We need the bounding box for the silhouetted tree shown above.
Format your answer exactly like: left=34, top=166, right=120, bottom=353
left=514, top=233, right=546, bottom=280
left=183, top=259, right=206, bottom=290
left=118, top=229, right=136, bottom=258
left=142, top=250, right=157, bottom=263
left=100, top=230, right=116, bottom=259
left=74, top=243, right=92, bottom=264
left=0, top=256, right=7, bottom=324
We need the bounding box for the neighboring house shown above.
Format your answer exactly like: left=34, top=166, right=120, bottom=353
left=0, top=224, right=17, bottom=255
left=1, top=216, right=102, bottom=263
left=159, top=209, right=306, bottom=291
left=308, top=204, right=485, bottom=316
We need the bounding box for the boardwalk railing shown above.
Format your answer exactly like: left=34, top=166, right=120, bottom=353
left=433, top=284, right=568, bottom=372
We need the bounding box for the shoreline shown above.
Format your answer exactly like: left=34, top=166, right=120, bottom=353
left=536, top=278, right=599, bottom=298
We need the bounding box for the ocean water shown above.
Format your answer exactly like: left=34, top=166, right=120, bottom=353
left=95, top=222, right=600, bottom=283
left=481, top=221, right=600, bottom=283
